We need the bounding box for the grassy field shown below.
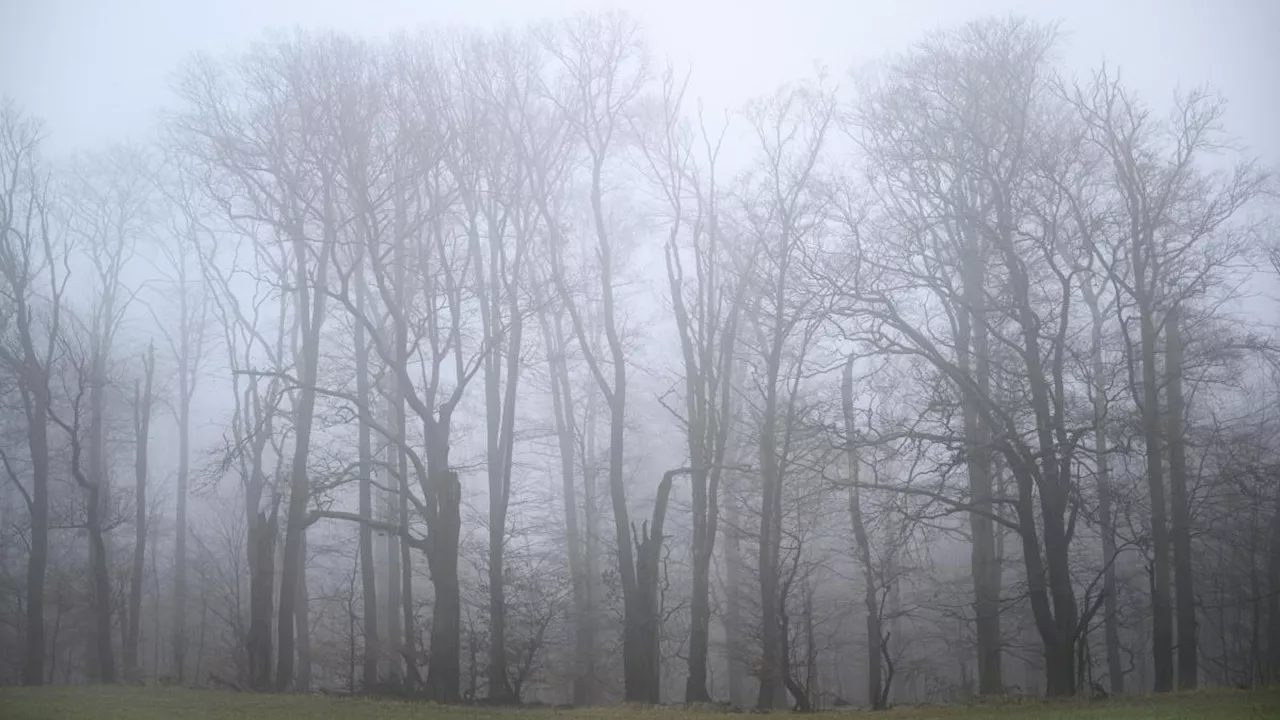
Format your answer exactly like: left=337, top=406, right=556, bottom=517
left=1, top=686, right=1278, bottom=720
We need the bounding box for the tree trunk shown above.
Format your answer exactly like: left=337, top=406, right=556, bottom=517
left=86, top=481, right=116, bottom=683
left=1082, top=276, right=1124, bottom=695
left=22, top=387, right=50, bottom=686
left=539, top=297, right=595, bottom=704
left=173, top=291, right=194, bottom=685
left=384, top=398, right=403, bottom=684
left=125, top=345, right=154, bottom=677
left=275, top=218, right=329, bottom=691
left=956, top=230, right=1003, bottom=697
left=354, top=276, right=379, bottom=691
left=247, top=504, right=277, bottom=691
left=424, top=461, right=462, bottom=703
left=756, top=335, right=785, bottom=710
left=295, top=532, right=311, bottom=691
left=723, top=489, right=747, bottom=707
left=1267, top=494, right=1280, bottom=685
left=1166, top=304, right=1197, bottom=689
left=843, top=357, right=883, bottom=709
left=1140, top=300, right=1175, bottom=692
left=245, top=406, right=277, bottom=692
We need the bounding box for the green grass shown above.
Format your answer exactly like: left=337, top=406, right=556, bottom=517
left=1, top=686, right=1277, bottom=720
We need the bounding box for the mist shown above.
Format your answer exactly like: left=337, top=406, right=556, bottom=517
left=1, top=0, right=1279, bottom=710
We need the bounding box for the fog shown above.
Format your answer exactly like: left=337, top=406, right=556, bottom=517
left=1, top=0, right=1279, bottom=709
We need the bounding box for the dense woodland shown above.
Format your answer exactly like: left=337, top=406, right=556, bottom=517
left=2, top=13, right=1279, bottom=710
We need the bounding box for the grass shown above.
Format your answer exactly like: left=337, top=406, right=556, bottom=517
left=1, top=686, right=1278, bottom=720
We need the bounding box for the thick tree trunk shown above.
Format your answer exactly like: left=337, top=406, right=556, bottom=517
left=247, top=504, right=277, bottom=691
left=1166, top=304, right=1197, bottom=689
left=424, top=463, right=462, bottom=704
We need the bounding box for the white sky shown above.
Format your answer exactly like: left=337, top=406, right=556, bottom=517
left=2, top=0, right=1278, bottom=164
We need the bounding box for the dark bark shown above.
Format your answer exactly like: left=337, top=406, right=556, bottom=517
left=247, top=503, right=278, bottom=691
left=632, top=467, right=697, bottom=704
left=424, top=460, right=462, bottom=703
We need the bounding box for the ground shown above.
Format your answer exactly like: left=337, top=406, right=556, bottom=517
left=1, top=686, right=1278, bottom=719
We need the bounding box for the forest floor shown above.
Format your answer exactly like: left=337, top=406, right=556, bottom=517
left=1, top=685, right=1278, bottom=720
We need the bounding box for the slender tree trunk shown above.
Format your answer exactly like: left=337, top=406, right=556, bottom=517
left=354, top=278, right=379, bottom=692
left=125, top=345, right=155, bottom=677
left=1140, top=300, right=1174, bottom=692
left=843, top=357, right=884, bottom=709
left=295, top=531, right=312, bottom=691
left=384, top=401, right=403, bottom=684
left=953, top=220, right=1003, bottom=696
left=1267, top=494, right=1280, bottom=685
left=173, top=293, right=193, bottom=684
left=86, top=481, right=116, bottom=683
left=22, top=388, right=50, bottom=686
left=276, top=216, right=330, bottom=691
left=1166, top=304, right=1197, bottom=689
left=723, top=489, right=746, bottom=707
left=398, top=420, right=418, bottom=690
left=1082, top=277, right=1124, bottom=695
left=756, top=331, right=785, bottom=710
left=539, top=298, right=593, bottom=704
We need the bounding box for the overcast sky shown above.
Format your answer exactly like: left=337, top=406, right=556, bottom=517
left=2, top=0, right=1277, bottom=163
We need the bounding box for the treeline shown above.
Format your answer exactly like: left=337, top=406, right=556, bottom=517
left=1, top=13, right=1279, bottom=709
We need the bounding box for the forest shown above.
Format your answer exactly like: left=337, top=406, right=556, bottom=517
left=1, top=12, right=1279, bottom=711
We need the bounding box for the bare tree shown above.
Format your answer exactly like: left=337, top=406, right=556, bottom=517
left=738, top=80, right=833, bottom=710
left=539, top=12, right=657, bottom=703
left=1073, top=71, right=1269, bottom=690
left=0, top=100, right=67, bottom=686
left=632, top=66, right=748, bottom=703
